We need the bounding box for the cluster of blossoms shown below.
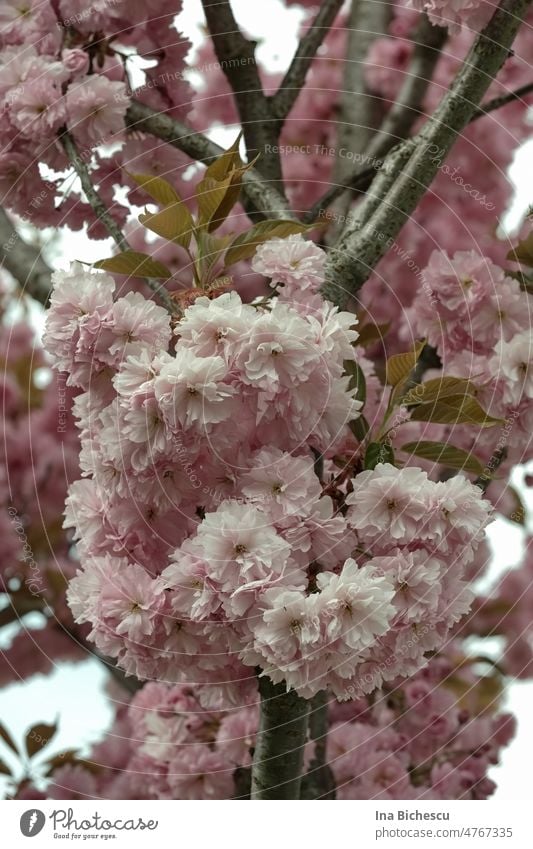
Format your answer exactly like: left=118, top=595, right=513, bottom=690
left=400, top=248, right=533, bottom=513
left=0, top=306, right=83, bottom=687
left=406, top=0, right=493, bottom=32
left=41, top=236, right=492, bottom=703
left=0, top=0, right=191, bottom=233
left=34, top=642, right=513, bottom=801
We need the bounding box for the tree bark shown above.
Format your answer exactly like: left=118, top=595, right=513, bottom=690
left=251, top=675, right=310, bottom=799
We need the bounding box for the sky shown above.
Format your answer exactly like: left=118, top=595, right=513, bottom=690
left=1, top=0, right=533, bottom=800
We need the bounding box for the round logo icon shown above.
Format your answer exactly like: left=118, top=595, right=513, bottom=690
left=20, top=810, right=46, bottom=837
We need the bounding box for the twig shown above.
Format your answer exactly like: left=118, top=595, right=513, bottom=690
left=126, top=100, right=296, bottom=221
left=59, top=128, right=179, bottom=314
left=0, top=208, right=53, bottom=305
left=322, top=0, right=533, bottom=308
left=59, top=129, right=128, bottom=251
left=270, top=0, right=345, bottom=123
left=473, top=79, right=533, bottom=120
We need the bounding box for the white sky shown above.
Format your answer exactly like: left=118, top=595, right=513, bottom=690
left=1, top=0, right=533, bottom=801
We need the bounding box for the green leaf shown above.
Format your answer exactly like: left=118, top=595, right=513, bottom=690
left=354, top=321, right=391, bottom=348
left=385, top=340, right=425, bottom=387
left=364, top=441, right=394, bottom=470
left=0, top=722, right=19, bottom=756
left=410, top=394, right=503, bottom=427
left=224, top=220, right=312, bottom=267
left=25, top=722, right=57, bottom=758
left=0, top=757, right=12, bottom=776
left=343, top=359, right=366, bottom=405
left=403, top=376, right=477, bottom=406
left=94, top=251, right=172, bottom=279
left=400, top=441, right=485, bottom=474
left=139, top=202, right=194, bottom=250
left=507, top=231, right=533, bottom=267
left=126, top=172, right=181, bottom=206
left=348, top=415, right=369, bottom=442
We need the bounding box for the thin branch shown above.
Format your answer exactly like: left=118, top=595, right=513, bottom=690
left=59, top=128, right=179, bottom=314
left=473, top=79, right=533, bottom=120
left=0, top=208, right=52, bottom=305
left=200, top=0, right=283, bottom=184
left=367, top=16, right=448, bottom=162
left=59, top=129, right=128, bottom=251
left=126, top=100, right=296, bottom=220
left=305, top=14, right=447, bottom=224
left=322, top=0, right=533, bottom=308
left=270, top=0, right=345, bottom=123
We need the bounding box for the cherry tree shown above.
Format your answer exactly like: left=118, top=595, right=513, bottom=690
left=0, top=0, right=533, bottom=801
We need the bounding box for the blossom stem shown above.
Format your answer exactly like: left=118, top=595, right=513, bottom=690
left=251, top=675, right=310, bottom=799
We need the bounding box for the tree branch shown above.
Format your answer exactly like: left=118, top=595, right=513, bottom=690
left=200, top=0, right=283, bottom=184
left=270, top=0, right=345, bottom=123
left=305, top=14, right=447, bottom=224
left=251, top=674, right=309, bottom=799
left=126, top=100, right=295, bottom=221
left=322, top=0, right=533, bottom=308
left=473, top=79, right=533, bottom=120
left=334, top=0, right=392, bottom=183
left=0, top=208, right=52, bottom=306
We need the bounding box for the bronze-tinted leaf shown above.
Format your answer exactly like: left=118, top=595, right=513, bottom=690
left=0, top=757, right=12, bottom=776
left=94, top=251, right=172, bottom=279
left=400, top=441, right=485, bottom=474
left=224, top=220, right=312, bottom=267
left=139, top=202, right=194, bottom=250
left=196, top=175, right=235, bottom=232
left=0, top=723, right=18, bottom=756
left=507, top=231, right=533, bottom=267
left=25, top=722, right=58, bottom=758
left=205, top=133, right=244, bottom=182
left=354, top=321, right=390, bottom=348
left=126, top=172, right=181, bottom=206
left=385, top=340, right=425, bottom=387
left=410, top=394, right=503, bottom=427
left=505, top=485, right=526, bottom=525
left=403, top=376, right=477, bottom=406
